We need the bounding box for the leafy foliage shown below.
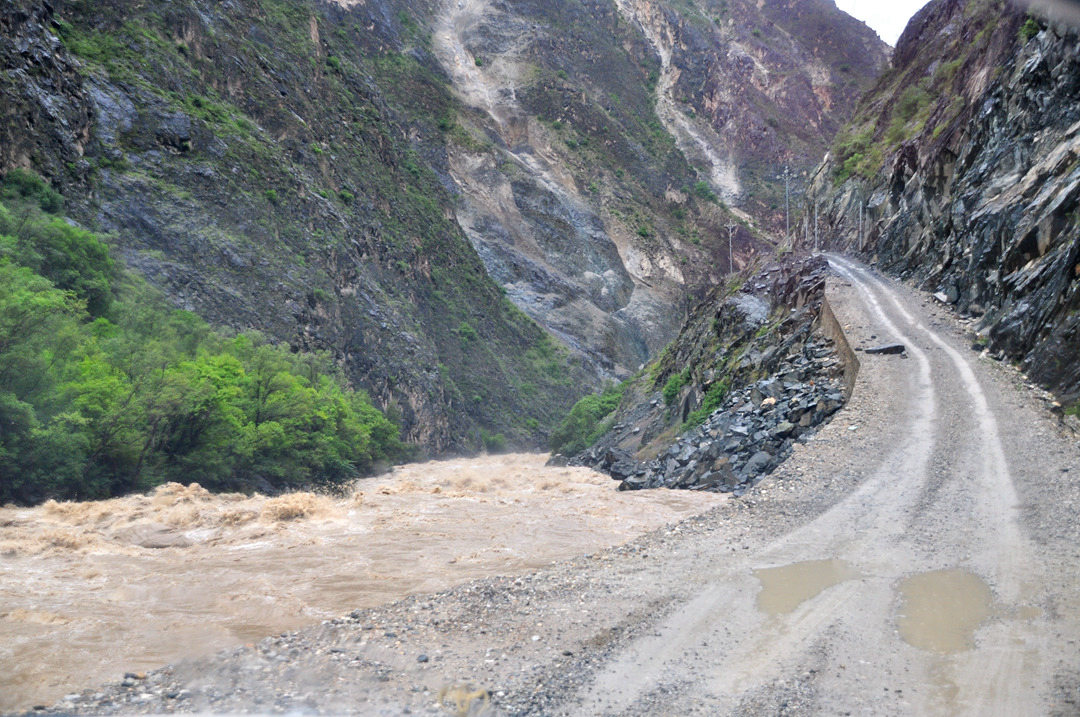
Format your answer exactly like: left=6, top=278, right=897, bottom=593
left=548, top=382, right=626, bottom=456
left=1019, top=17, right=1040, bottom=43
left=662, top=369, right=690, bottom=406
left=0, top=176, right=405, bottom=505
left=1, top=168, right=63, bottom=213
left=684, top=380, right=729, bottom=427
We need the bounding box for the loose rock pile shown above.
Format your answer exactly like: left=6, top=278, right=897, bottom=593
left=581, top=336, right=846, bottom=495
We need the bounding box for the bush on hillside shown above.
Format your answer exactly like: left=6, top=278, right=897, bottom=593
left=549, top=382, right=625, bottom=456
left=0, top=173, right=406, bottom=505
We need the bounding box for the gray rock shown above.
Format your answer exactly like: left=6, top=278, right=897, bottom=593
left=744, top=451, right=773, bottom=476
left=773, top=421, right=796, bottom=437
left=865, top=343, right=906, bottom=355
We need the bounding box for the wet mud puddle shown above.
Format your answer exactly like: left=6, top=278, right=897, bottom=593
left=756, top=562, right=1038, bottom=653
left=895, top=569, right=995, bottom=653
left=0, top=454, right=724, bottom=712
left=754, top=559, right=861, bottom=615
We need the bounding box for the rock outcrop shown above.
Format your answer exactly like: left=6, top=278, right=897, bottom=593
left=565, top=256, right=853, bottom=493
left=806, top=0, right=1080, bottom=405
left=435, top=0, right=887, bottom=375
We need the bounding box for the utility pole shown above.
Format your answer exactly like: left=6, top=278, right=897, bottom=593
left=781, top=165, right=793, bottom=245
left=812, top=201, right=820, bottom=254
left=727, top=222, right=737, bottom=273
left=859, top=199, right=864, bottom=250
left=814, top=201, right=819, bottom=253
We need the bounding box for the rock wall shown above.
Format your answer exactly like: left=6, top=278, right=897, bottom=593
left=807, top=0, right=1080, bottom=405
left=0, top=0, right=889, bottom=454
left=430, top=0, right=886, bottom=377
left=568, top=256, right=852, bottom=493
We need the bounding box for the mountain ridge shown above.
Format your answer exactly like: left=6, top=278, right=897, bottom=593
left=2, top=0, right=887, bottom=454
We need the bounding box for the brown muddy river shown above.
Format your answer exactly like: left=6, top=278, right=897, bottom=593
left=0, top=454, right=723, bottom=711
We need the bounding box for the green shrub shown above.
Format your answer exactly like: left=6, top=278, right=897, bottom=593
left=685, top=380, right=729, bottom=427
left=2, top=169, right=63, bottom=213
left=692, top=180, right=718, bottom=203
left=549, top=382, right=625, bottom=455
left=481, top=430, right=507, bottom=453
left=1020, top=17, right=1040, bottom=43
left=831, top=124, right=883, bottom=183
left=0, top=195, right=406, bottom=505
left=454, top=321, right=479, bottom=344
left=662, top=369, right=690, bottom=405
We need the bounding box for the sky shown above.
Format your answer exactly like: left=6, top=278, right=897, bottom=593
left=835, top=0, right=933, bottom=46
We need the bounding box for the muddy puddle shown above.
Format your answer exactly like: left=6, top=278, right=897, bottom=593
left=896, top=569, right=995, bottom=654
left=0, top=454, right=724, bottom=712
left=754, top=559, right=861, bottom=615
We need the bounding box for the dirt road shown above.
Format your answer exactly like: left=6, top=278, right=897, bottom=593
left=42, top=258, right=1080, bottom=715
left=571, top=255, right=1077, bottom=716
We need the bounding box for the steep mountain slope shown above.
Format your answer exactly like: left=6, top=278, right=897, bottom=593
left=433, top=0, right=887, bottom=373
left=2, top=0, right=885, bottom=454
left=3, top=0, right=590, bottom=453
left=806, top=0, right=1080, bottom=406
left=615, top=0, right=888, bottom=218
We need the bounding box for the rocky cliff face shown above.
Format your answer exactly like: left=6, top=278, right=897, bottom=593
left=2, top=0, right=596, bottom=453
left=1, top=0, right=885, bottom=453
left=615, top=0, right=888, bottom=217
left=434, top=0, right=887, bottom=374
left=807, top=0, right=1080, bottom=405
left=562, top=256, right=851, bottom=493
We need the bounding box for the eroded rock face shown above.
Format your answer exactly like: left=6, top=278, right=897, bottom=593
left=0, top=1, right=94, bottom=184
left=433, top=0, right=886, bottom=375
left=807, top=0, right=1080, bottom=404
left=567, top=256, right=851, bottom=493
left=1, top=0, right=887, bottom=453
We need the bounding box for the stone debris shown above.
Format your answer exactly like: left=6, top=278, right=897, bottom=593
left=565, top=255, right=852, bottom=496
left=579, top=338, right=846, bottom=495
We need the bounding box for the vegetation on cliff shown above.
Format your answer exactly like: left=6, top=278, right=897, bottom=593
left=828, top=0, right=1024, bottom=184
left=0, top=0, right=591, bottom=454
left=0, top=171, right=405, bottom=505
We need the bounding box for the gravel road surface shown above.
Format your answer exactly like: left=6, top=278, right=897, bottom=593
left=42, top=256, right=1080, bottom=716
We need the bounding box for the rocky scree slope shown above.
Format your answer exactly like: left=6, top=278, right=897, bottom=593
left=564, top=256, right=851, bottom=493
left=612, top=0, right=888, bottom=223
left=1, top=0, right=595, bottom=453
left=807, top=0, right=1080, bottom=407
left=433, top=0, right=887, bottom=376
